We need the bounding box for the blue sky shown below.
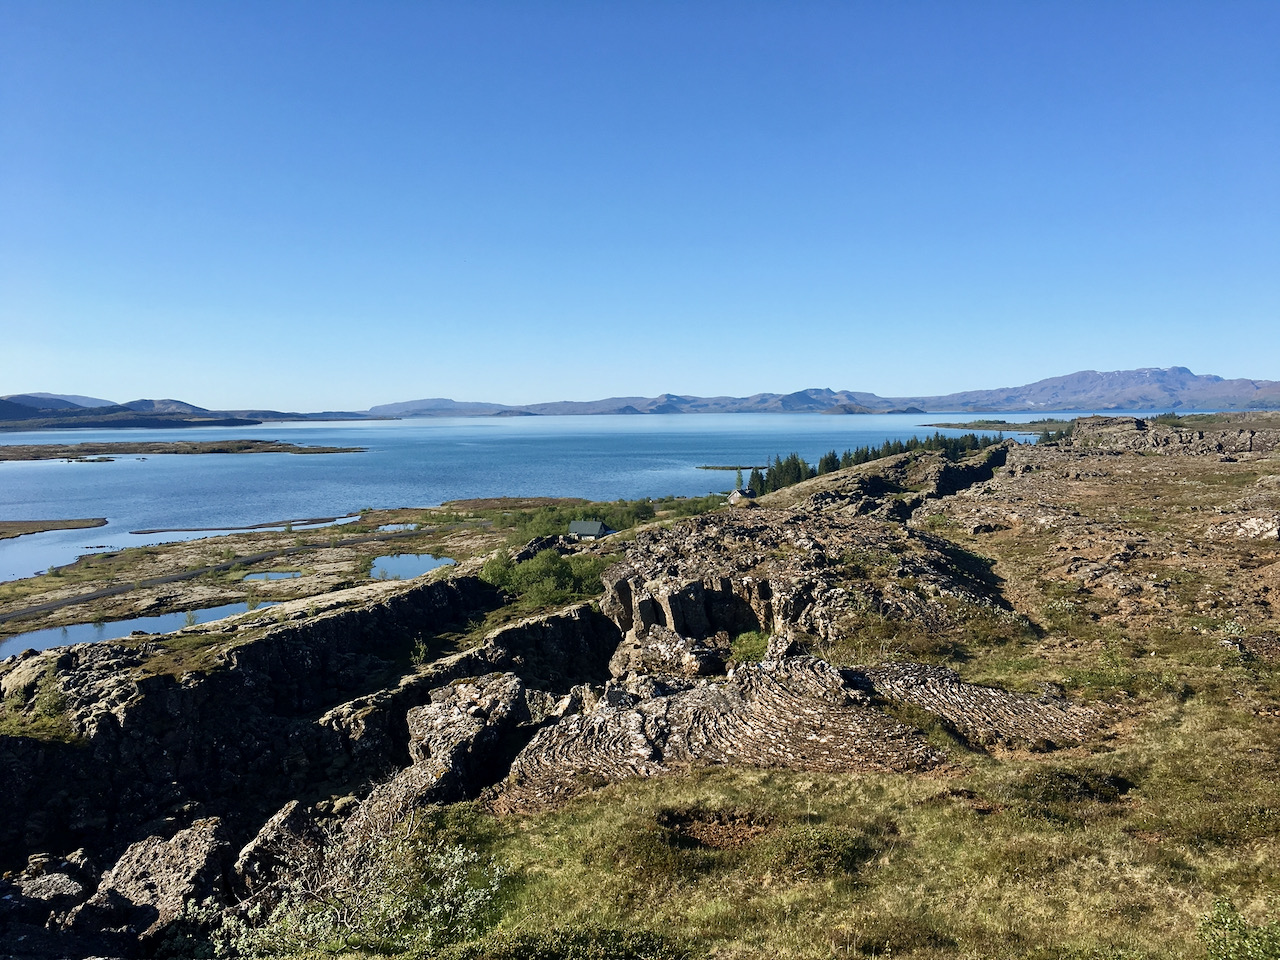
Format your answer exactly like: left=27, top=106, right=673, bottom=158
left=2, top=1, right=1276, bottom=410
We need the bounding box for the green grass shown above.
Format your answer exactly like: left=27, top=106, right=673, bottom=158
left=435, top=695, right=1279, bottom=960
left=0, top=663, right=78, bottom=741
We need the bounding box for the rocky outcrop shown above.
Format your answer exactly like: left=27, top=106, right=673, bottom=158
left=315, top=601, right=621, bottom=784
left=494, top=655, right=1102, bottom=810
left=861, top=663, right=1099, bottom=749
left=66, top=818, right=231, bottom=939
left=496, top=658, right=946, bottom=810
left=0, top=574, right=501, bottom=871
left=1066, top=416, right=1280, bottom=457
left=1210, top=514, right=1280, bottom=541
left=354, top=672, right=568, bottom=819
left=598, top=502, right=1008, bottom=669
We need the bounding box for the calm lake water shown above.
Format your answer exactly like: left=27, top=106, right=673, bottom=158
left=1, top=601, right=277, bottom=655
left=0, top=412, right=1115, bottom=584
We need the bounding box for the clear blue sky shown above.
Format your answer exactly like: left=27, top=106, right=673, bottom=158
left=2, top=1, right=1276, bottom=410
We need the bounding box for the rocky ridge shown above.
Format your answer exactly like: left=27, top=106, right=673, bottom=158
left=1066, top=414, right=1280, bottom=457
left=0, top=441, right=1129, bottom=955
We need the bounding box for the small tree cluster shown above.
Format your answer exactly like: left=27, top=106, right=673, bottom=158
left=480, top=549, right=611, bottom=607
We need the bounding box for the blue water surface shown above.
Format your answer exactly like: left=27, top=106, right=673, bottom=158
left=0, top=601, right=276, bottom=657
left=0, top=412, right=1124, bottom=583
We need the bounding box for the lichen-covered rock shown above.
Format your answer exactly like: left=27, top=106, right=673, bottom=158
left=66, top=817, right=231, bottom=938
left=608, top=625, right=727, bottom=678
left=234, top=801, right=322, bottom=894
left=351, top=672, right=569, bottom=823
left=861, top=662, right=1100, bottom=749
left=496, top=658, right=945, bottom=810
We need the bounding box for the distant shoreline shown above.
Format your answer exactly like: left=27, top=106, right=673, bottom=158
left=0, top=440, right=364, bottom=461
left=0, top=518, right=107, bottom=540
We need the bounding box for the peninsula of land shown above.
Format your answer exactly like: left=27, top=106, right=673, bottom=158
left=0, top=518, right=107, bottom=541
left=0, top=440, right=364, bottom=461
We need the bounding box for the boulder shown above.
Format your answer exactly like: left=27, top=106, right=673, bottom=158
left=352, top=672, right=566, bottom=819
left=234, top=801, right=323, bottom=894
left=66, top=818, right=231, bottom=938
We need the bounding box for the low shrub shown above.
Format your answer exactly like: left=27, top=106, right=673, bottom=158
left=730, top=630, right=769, bottom=663
left=480, top=549, right=611, bottom=608
left=753, top=823, right=882, bottom=880
left=1199, top=899, right=1280, bottom=960
left=437, top=924, right=695, bottom=960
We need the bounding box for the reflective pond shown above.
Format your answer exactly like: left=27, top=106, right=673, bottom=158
left=0, top=601, right=277, bottom=658
left=369, top=554, right=455, bottom=580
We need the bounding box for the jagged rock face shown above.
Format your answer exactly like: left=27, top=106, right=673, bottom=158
left=1066, top=416, right=1280, bottom=457
left=495, top=658, right=946, bottom=810
left=608, top=624, right=729, bottom=678
left=66, top=817, right=231, bottom=939
left=234, top=800, right=322, bottom=895
left=349, top=670, right=578, bottom=829
left=0, top=575, right=501, bottom=871
left=599, top=503, right=1007, bottom=668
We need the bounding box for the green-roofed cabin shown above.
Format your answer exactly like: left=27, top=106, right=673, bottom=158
left=568, top=520, right=609, bottom=540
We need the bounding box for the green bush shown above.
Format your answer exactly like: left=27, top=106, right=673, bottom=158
left=1199, top=899, right=1280, bottom=960
left=730, top=631, right=769, bottom=663
left=480, top=549, right=610, bottom=608
left=32, top=664, right=68, bottom=719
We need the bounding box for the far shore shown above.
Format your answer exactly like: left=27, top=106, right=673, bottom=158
left=0, top=518, right=108, bottom=540
left=924, top=419, right=1065, bottom=432
left=0, top=440, right=364, bottom=461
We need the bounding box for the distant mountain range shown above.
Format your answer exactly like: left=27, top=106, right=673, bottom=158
left=4, top=368, right=1279, bottom=430
left=370, top=367, right=1280, bottom=416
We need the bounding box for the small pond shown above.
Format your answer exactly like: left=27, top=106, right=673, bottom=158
left=369, top=554, right=454, bottom=580
left=0, top=601, right=278, bottom=658
left=242, top=570, right=302, bottom=581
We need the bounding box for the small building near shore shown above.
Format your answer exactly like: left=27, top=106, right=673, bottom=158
left=568, top=520, right=609, bottom=540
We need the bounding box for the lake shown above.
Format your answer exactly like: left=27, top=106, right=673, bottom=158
left=1, top=601, right=277, bottom=653
left=0, top=412, right=1095, bottom=583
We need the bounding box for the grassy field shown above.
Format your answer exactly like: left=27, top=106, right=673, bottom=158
left=6, top=445, right=1280, bottom=958
left=168, top=447, right=1280, bottom=959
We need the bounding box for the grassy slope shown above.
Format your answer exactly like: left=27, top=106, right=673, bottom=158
left=426, top=451, right=1280, bottom=960
left=7, top=451, right=1279, bottom=957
